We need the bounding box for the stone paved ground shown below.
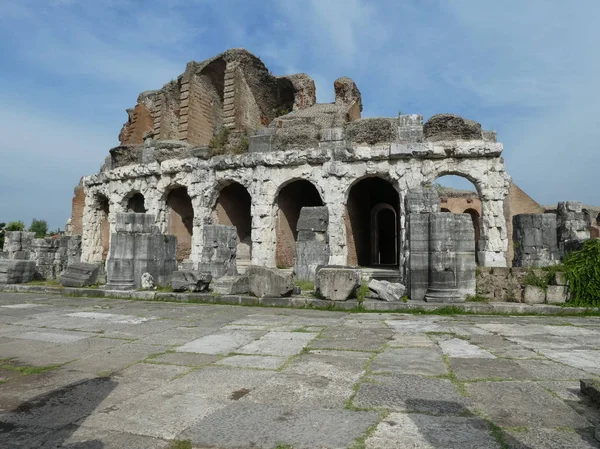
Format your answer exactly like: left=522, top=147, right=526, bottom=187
left=0, top=293, right=599, bottom=448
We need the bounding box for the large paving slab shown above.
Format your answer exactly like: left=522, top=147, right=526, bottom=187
left=0, top=291, right=599, bottom=448
left=371, top=347, right=447, bottom=375
left=353, top=374, right=470, bottom=415
left=467, top=381, right=592, bottom=428
left=365, top=412, right=501, bottom=449
left=179, top=402, right=380, bottom=448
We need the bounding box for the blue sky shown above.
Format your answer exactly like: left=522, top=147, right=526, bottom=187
left=1, top=0, right=599, bottom=230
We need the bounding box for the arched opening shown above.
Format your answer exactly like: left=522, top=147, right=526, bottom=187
left=126, top=192, right=146, bottom=213
left=346, top=177, right=400, bottom=267
left=597, top=212, right=600, bottom=226
left=95, top=194, right=110, bottom=260
left=276, top=180, right=323, bottom=268
left=433, top=175, right=481, bottom=264
left=215, top=182, right=252, bottom=269
left=166, top=187, right=193, bottom=262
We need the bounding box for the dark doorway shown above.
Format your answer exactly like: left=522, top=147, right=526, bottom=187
left=127, top=193, right=146, bottom=213
left=346, top=177, right=399, bottom=267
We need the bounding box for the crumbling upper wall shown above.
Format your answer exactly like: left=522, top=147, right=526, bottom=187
left=118, top=48, right=300, bottom=146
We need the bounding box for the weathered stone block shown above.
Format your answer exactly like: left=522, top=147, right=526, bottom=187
left=0, top=259, right=36, bottom=284
left=553, top=271, right=567, bottom=286
left=295, top=206, right=329, bottom=282
left=316, top=266, right=361, bottom=301
left=60, top=263, right=100, bottom=287
left=212, top=275, right=250, bottom=295
left=246, top=266, right=293, bottom=298
left=115, top=213, right=157, bottom=233
left=368, top=279, right=406, bottom=302
left=523, top=285, right=545, bottom=304
left=546, top=285, right=568, bottom=304
left=405, top=188, right=440, bottom=214
left=171, top=271, right=212, bottom=292
left=296, top=207, right=328, bottom=232
left=197, top=225, right=237, bottom=279
left=106, top=213, right=178, bottom=289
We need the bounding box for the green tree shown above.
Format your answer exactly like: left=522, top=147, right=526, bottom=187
left=28, top=219, right=48, bottom=238
left=6, top=221, right=25, bottom=231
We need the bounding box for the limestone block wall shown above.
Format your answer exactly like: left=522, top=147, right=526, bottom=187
left=80, top=138, right=511, bottom=273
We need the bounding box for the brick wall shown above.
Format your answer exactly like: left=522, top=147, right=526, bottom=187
left=234, top=67, right=264, bottom=132
left=181, top=74, right=222, bottom=145
left=154, top=82, right=181, bottom=140
left=69, top=181, right=85, bottom=236
left=119, top=103, right=153, bottom=145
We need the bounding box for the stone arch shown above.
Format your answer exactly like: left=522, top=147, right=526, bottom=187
left=125, top=192, right=146, bottom=213
left=346, top=176, right=400, bottom=267
left=214, top=181, right=253, bottom=268
left=165, top=186, right=194, bottom=262
left=275, top=179, right=324, bottom=268
left=431, top=174, right=482, bottom=265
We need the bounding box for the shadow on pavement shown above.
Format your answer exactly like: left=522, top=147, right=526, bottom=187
left=403, top=399, right=535, bottom=449
left=0, top=375, right=117, bottom=448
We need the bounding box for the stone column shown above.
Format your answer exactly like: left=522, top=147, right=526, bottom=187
left=295, top=207, right=329, bottom=281
left=478, top=198, right=508, bottom=267
left=250, top=177, right=278, bottom=267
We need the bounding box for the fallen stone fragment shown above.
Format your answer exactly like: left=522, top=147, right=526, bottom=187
left=171, top=271, right=212, bottom=292
left=211, top=275, right=249, bottom=295
left=368, top=279, right=406, bottom=302
left=140, top=272, right=156, bottom=290
left=59, top=263, right=100, bottom=287
left=316, top=266, right=361, bottom=301
left=246, top=266, right=293, bottom=298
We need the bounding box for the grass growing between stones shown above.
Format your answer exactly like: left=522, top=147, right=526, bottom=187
left=293, top=280, right=314, bottom=291
left=0, top=359, right=63, bottom=376
left=439, top=355, right=469, bottom=397
left=486, top=420, right=511, bottom=449
left=350, top=411, right=389, bottom=449
left=465, top=294, right=489, bottom=303
left=166, top=440, right=192, bottom=449
left=26, top=280, right=62, bottom=287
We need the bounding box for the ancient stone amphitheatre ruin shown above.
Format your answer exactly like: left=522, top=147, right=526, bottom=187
left=1, top=48, right=596, bottom=304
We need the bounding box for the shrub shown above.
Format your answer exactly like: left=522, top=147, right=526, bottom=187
left=6, top=221, right=25, bottom=231
left=563, top=239, right=600, bottom=306
left=356, top=281, right=370, bottom=303
left=29, top=219, right=48, bottom=238
left=523, top=270, right=549, bottom=292
left=208, top=127, right=230, bottom=155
